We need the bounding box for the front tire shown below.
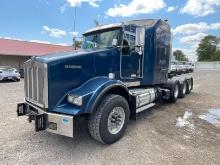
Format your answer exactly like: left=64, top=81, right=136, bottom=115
left=88, top=94, right=130, bottom=144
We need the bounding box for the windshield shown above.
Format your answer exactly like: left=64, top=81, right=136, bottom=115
left=82, top=28, right=121, bottom=49
left=0, top=66, right=15, bottom=71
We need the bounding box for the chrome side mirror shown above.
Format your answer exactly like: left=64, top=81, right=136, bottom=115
left=135, top=27, right=145, bottom=55
left=135, top=27, right=145, bottom=46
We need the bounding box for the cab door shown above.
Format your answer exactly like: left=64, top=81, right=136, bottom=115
left=120, top=25, right=145, bottom=79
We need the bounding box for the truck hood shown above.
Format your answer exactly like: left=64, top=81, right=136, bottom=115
left=32, top=48, right=115, bottom=111
left=33, top=48, right=110, bottom=64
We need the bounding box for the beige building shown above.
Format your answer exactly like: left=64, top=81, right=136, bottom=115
left=0, top=38, right=74, bottom=70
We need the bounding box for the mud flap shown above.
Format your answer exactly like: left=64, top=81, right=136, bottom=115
left=17, top=103, right=27, bottom=116
left=35, top=114, right=47, bottom=132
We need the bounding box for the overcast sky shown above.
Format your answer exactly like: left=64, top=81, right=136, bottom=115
left=0, top=0, right=220, bottom=61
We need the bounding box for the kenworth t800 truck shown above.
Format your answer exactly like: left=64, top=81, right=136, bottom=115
left=17, top=19, right=193, bottom=144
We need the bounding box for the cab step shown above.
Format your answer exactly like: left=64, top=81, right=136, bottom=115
left=136, top=103, right=155, bottom=113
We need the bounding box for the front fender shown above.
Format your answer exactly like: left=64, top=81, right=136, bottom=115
left=52, top=76, right=129, bottom=116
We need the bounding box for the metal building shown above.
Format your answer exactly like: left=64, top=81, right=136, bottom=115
left=0, top=38, right=74, bottom=70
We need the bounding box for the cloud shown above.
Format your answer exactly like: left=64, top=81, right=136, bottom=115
left=42, top=26, right=67, bottom=38
left=60, top=3, right=68, bottom=14
left=174, top=33, right=207, bottom=61
left=66, top=0, right=101, bottom=8
left=30, top=40, right=51, bottom=44
left=167, top=6, right=177, bottom=12
left=172, top=22, right=220, bottom=35
left=55, top=43, right=69, bottom=46
left=0, top=36, right=23, bottom=41
left=180, top=0, right=220, bottom=17
left=69, top=31, right=79, bottom=36
left=211, top=23, right=220, bottom=29
left=106, top=0, right=166, bottom=17
left=38, top=0, right=49, bottom=5
left=30, top=40, right=69, bottom=46
left=179, top=33, right=208, bottom=45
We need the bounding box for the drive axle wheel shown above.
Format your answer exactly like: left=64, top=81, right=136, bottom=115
left=88, top=94, right=130, bottom=144
left=179, top=80, right=187, bottom=98
left=169, top=81, right=180, bottom=103
left=186, top=78, right=193, bottom=94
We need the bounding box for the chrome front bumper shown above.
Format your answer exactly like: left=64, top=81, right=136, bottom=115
left=17, top=102, right=74, bottom=138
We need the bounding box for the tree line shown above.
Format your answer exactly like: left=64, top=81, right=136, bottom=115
left=174, top=35, right=220, bottom=62
left=197, top=35, right=220, bottom=61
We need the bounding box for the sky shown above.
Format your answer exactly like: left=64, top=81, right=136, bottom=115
left=0, top=0, right=220, bottom=61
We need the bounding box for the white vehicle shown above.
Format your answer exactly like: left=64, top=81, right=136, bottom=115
left=169, top=61, right=178, bottom=75
left=188, top=62, right=195, bottom=72
left=184, top=62, right=190, bottom=73
left=176, top=62, right=183, bottom=74
left=182, top=62, right=188, bottom=73
left=0, top=66, right=21, bottom=81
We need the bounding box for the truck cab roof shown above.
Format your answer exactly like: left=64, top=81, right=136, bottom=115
left=83, top=19, right=162, bottom=35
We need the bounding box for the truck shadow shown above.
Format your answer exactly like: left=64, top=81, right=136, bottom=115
left=0, top=80, right=19, bottom=83
left=34, top=98, right=195, bottom=152
left=136, top=102, right=168, bottom=120
left=37, top=117, right=107, bottom=150
left=36, top=103, right=168, bottom=149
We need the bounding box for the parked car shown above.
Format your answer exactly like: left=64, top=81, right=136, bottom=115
left=0, top=66, right=20, bottom=81
left=176, top=62, right=184, bottom=74
left=188, top=62, right=195, bottom=72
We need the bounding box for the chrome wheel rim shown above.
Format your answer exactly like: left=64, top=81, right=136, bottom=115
left=107, top=107, right=125, bottom=135
left=188, top=81, right=192, bottom=90
left=174, top=84, right=179, bottom=98
left=183, top=82, right=186, bottom=94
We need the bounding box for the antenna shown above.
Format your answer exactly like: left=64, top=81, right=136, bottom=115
left=73, top=3, right=76, bottom=32
left=73, top=2, right=77, bottom=50
left=94, top=20, right=99, bottom=27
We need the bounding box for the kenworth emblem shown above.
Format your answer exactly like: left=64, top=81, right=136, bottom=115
left=65, top=65, right=82, bottom=69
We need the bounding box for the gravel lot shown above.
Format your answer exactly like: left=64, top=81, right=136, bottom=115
left=0, top=70, right=220, bottom=165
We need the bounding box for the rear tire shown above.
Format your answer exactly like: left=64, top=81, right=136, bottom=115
left=169, top=81, right=180, bottom=103
left=88, top=94, right=130, bottom=144
left=186, top=78, right=193, bottom=94
left=179, top=80, right=187, bottom=98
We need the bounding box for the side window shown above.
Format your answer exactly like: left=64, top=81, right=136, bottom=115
left=122, top=25, right=136, bottom=55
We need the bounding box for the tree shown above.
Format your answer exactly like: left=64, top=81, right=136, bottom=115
left=211, top=50, right=220, bottom=61
left=173, top=50, right=188, bottom=61
left=197, top=35, right=219, bottom=61
left=72, top=38, right=82, bottom=49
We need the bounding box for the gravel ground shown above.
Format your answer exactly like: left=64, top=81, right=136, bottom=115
left=0, top=70, right=220, bottom=165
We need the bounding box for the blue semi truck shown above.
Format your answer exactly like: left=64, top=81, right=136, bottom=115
left=17, top=19, right=193, bottom=144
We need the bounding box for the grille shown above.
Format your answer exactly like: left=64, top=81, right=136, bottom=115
left=24, top=60, right=48, bottom=108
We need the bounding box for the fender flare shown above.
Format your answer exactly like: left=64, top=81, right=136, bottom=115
left=67, top=76, right=130, bottom=115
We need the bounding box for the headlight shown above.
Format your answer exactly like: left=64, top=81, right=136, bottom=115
left=67, top=95, right=83, bottom=106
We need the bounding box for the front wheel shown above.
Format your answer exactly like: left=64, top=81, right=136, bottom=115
left=88, top=94, right=130, bottom=144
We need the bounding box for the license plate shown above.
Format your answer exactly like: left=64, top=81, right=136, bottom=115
left=8, top=77, right=12, bottom=79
